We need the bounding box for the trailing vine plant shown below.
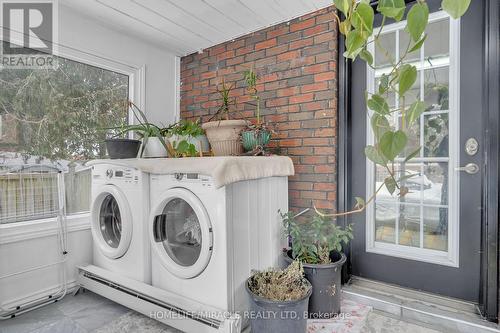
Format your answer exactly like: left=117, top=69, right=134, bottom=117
left=315, top=0, right=471, bottom=217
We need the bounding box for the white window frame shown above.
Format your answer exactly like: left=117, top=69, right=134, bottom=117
left=365, top=11, right=461, bottom=267
left=0, top=34, right=145, bottom=241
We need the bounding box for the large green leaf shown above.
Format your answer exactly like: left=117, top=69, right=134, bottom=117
left=442, top=0, right=471, bottom=19
left=378, top=74, right=389, bottom=94
left=397, top=64, right=417, bottom=96
left=377, top=0, right=406, bottom=21
left=365, top=145, right=386, bottom=165
left=345, top=30, right=367, bottom=59
left=384, top=176, right=397, bottom=195
left=371, top=113, right=391, bottom=139
left=380, top=130, right=408, bottom=160
left=360, top=49, right=374, bottom=66
left=409, top=34, right=427, bottom=53
left=367, top=94, right=390, bottom=115
left=406, top=2, right=429, bottom=42
left=352, top=3, right=374, bottom=35
left=333, top=0, right=350, bottom=16
left=407, top=100, right=425, bottom=125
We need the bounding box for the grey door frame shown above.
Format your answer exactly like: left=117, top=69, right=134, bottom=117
left=337, top=0, right=499, bottom=322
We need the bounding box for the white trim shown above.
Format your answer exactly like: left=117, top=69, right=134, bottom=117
left=174, top=56, right=181, bottom=122
left=0, top=214, right=90, bottom=244
left=365, top=11, right=461, bottom=267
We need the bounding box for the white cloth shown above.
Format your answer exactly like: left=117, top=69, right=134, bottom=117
left=86, top=156, right=294, bottom=188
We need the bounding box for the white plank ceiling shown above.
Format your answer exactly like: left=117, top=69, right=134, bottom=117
left=61, top=0, right=333, bottom=55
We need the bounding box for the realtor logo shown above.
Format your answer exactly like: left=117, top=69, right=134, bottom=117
left=0, top=0, right=58, bottom=69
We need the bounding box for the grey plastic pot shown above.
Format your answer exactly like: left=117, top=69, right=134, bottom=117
left=105, top=139, right=141, bottom=159
left=284, top=250, right=346, bottom=319
left=245, top=276, right=312, bottom=333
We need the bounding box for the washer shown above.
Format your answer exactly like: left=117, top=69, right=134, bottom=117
left=90, top=163, right=151, bottom=283
left=148, top=172, right=288, bottom=317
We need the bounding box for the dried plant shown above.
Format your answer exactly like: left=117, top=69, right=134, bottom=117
left=247, top=260, right=311, bottom=302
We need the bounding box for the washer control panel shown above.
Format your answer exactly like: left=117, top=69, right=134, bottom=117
left=93, top=165, right=140, bottom=184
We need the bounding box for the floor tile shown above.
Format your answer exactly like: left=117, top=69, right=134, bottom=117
left=0, top=303, right=64, bottom=333
left=66, top=300, right=129, bottom=331
left=28, top=317, right=87, bottom=333
left=93, top=311, right=181, bottom=333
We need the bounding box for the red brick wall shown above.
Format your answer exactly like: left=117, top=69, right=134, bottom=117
left=180, top=6, right=338, bottom=213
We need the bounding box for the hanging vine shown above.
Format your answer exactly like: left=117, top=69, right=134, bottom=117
left=316, top=0, right=471, bottom=217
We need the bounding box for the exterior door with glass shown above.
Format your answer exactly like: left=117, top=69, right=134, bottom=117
left=349, top=0, right=484, bottom=301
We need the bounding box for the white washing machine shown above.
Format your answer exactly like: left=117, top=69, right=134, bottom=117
left=148, top=173, right=288, bottom=317
left=90, top=163, right=151, bottom=283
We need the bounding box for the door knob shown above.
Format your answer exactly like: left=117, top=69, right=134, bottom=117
left=455, top=163, right=479, bottom=174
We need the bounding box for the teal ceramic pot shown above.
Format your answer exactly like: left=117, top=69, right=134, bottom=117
left=241, top=130, right=271, bottom=151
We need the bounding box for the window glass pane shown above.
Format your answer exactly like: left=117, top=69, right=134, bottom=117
left=375, top=201, right=396, bottom=244
left=424, top=113, right=449, bottom=157
left=375, top=32, right=396, bottom=69
left=400, top=31, right=420, bottom=64
left=425, top=19, right=450, bottom=61
left=398, top=204, right=420, bottom=247
left=423, top=162, right=448, bottom=206
left=424, top=67, right=449, bottom=111
left=423, top=206, right=448, bottom=251
left=0, top=44, right=129, bottom=223
left=398, top=116, right=420, bottom=158
left=397, top=162, right=423, bottom=205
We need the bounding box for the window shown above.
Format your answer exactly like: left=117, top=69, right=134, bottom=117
left=0, top=42, right=130, bottom=223
left=365, top=12, right=460, bottom=266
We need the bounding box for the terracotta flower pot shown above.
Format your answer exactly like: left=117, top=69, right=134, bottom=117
left=202, top=120, right=248, bottom=156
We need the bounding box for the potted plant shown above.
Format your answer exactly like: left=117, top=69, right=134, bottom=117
left=104, top=122, right=142, bottom=159
left=201, top=80, right=248, bottom=156
left=105, top=101, right=169, bottom=158
left=164, top=119, right=209, bottom=154
left=241, top=68, right=274, bottom=153
left=246, top=260, right=312, bottom=333
left=281, top=209, right=353, bottom=319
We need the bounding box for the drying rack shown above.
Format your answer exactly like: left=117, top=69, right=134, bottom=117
left=0, top=168, right=69, bottom=319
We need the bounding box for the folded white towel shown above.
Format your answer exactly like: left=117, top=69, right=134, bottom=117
left=86, top=156, right=295, bottom=189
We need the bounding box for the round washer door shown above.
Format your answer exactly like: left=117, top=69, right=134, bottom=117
left=149, top=187, right=213, bottom=279
left=91, top=185, right=133, bottom=259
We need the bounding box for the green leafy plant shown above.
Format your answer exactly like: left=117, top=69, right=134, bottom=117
left=281, top=209, right=353, bottom=265
left=321, top=0, right=471, bottom=217
left=209, top=80, right=236, bottom=121
left=160, top=119, right=203, bottom=157
left=163, top=119, right=204, bottom=138
left=243, top=68, right=262, bottom=125
left=247, top=260, right=311, bottom=301
left=105, top=101, right=169, bottom=157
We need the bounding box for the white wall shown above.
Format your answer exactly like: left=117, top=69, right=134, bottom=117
left=58, top=4, right=180, bottom=125
left=0, top=5, right=179, bottom=309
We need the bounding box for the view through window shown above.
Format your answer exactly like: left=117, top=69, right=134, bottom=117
left=0, top=43, right=129, bottom=223
left=366, top=14, right=458, bottom=264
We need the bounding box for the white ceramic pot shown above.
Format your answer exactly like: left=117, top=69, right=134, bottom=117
left=201, top=120, right=248, bottom=156
left=142, top=137, right=168, bottom=158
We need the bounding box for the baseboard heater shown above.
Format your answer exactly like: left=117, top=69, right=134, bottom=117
left=77, top=265, right=241, bottom=333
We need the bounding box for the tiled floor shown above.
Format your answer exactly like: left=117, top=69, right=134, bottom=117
left=0, top=291, right=441, bottom=333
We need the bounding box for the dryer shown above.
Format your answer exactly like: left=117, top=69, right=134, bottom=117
left=90, top=163, right=151, bottom=283
left=148, top=173, right=288, bottom=321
